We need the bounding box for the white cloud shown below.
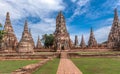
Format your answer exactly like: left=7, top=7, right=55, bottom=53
left=94, top=26, right=111, bottom=43
left=68, top=0, right=90, bottom=22
left=77, top=0, right=89, bottom=6
left=71, top=0, right=77, bottom=3
left=0, top=0, right=65, bottom=21
left=0, top=0, right=65, bottom=43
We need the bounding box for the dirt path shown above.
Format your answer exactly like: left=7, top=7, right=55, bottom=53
left=56, top=52, right=82, bottom=74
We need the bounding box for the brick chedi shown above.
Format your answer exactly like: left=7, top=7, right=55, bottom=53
left=74, top=35, right=79, bottom=47
left=88, top=28, right=97, bottom=48
left=107, top=8, right=120, bottom=50
left=17, top=20, right=34, bottom=53
left=80, top=35, right=86, bottom=48
left=54, top=11, right=71, bottom=51
left=29, top=28, right=35, bottom=48
left=36, top=35, right=42, bottom=49
left=3, top=12, right=18, bottom=51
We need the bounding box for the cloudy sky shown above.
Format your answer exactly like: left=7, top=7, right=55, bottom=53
left=0, top=0, right=120, bottom=44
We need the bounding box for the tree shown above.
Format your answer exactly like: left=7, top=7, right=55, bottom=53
left=0, top=23, right=5, bottom=50
left=41, top=34, right=54, bottom=48
left=0, top=24, right=4, bottom=40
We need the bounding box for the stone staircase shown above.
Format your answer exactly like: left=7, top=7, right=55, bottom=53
left=60, top=52, right=68, bottom=59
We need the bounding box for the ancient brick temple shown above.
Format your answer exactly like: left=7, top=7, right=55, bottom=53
left=3, top=12, right=18, bottom=51
left=74, top=35, right=79, bottom=47
left=88, top=28, right=97, bottom=48
left=36, top=35, right=42, bottom=49
left=17, top=20, right=34, bottom=53
left=107, top=8, right=120, bottom=50
left=80, top=35, right=86, bottom=48
left=54, top=11, right=71, bottom=51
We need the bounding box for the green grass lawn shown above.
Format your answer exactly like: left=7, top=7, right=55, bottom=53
left=72, top=57, right=120, bottom=74
left=0, top=60, right=39, bottom=73
left=33, top=58, right=59, bottom=74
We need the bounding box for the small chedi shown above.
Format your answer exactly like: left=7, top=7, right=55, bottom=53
left=80, top=35, right=86, bottom=49
left=88, top=28, right=97, bottom=48
left=74, top=35, right=79, bottom=47
left=36, top=35, right=42, bottom=49
left=2, top=12, right=18, bottom=52
left=54, top=11, right=71, bottom=51
left=17, top=20, right=34, bottom=53
left=107, top=8, right=120, bottom=50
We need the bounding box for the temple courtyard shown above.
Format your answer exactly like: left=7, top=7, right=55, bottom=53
left=0, top=51, right=120, bottom=74
left=0, top=1, right=120, bottom=74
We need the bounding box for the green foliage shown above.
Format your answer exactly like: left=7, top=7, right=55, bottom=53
left=0, top=60, right=39, bottom=73
left=33, top=58, right=59, bottom=74
left=72, top=57, right=120, bottom=74
left=42, top=34, right=54, bottom=48
left=0, top=23, right=5, bottom=42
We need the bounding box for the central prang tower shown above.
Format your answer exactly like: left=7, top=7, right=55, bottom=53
left=54, top=11, right=71, bottom=51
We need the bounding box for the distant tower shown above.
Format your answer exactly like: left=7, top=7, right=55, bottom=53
left=88, top=28, right=97, bottom=48
left=3, top=12, right=18, bottom=51
left=29, top=28, right=35, bottom=48
left=107, top=8, right=120, bottom=49
left=74, top=35, right=79, bottom=47
left=80, top=35, right=86, bottom=48
left=18, top=20, right=34, bottom=53
left=36, top=35, right=42, bottom=49
left=54, top=11, right=71, bottom=51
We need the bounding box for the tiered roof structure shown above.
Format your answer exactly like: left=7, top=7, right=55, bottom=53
left=88, top=28, right=97, bottom=48
left=54, top=11, right=71, bottom=51
left=107, top=8, right=120, bottom=50
left=17, top=20, right=34, bottom=52
left=3, top=12, right=18, bottom=51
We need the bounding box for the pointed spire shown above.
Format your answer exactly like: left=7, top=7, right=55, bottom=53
left=88, top=28, right=97, bottom=48
left=90, top=27, right=93, bottom=35
left=36, top=35, right=42, bottom=49
left=24, top=20, right=28, bottom=32
left=57, top=11, right=65, bottom=19
left=58, top=11, right=63, bottom=16
left=5, top=12, right=11, bottom=25
left=80, top=35, right=86, bottom=48
left=4, top=12, right=13, bottom=32
left=114, top=8, right=119, bottom=22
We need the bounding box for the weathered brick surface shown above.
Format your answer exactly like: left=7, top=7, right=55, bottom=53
left=54, top=11, right=71, bottom=51
left=12, top=59, right=50, bottom=74
left=107, top=8, right=120, bottom=50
